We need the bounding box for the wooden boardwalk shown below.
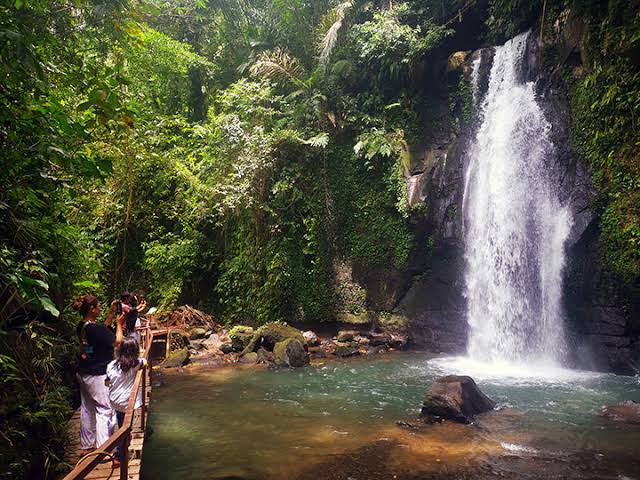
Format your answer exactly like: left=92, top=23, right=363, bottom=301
left=63, top=327, right=166, bottom=480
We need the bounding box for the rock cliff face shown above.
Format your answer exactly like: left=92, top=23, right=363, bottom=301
left=565, top=222, right=640, bottom=374
left=391, top=20, right=639, bottom=374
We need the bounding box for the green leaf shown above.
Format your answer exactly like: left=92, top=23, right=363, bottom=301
left=73, top=280, right=100, bottom=289
left=38, top=296, right=60, bottom=318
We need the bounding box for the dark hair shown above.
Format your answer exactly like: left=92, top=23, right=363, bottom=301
left=120, top=291, right=132, bottom=303
left=71, top=295, right=99, bottom=318
left=115, top=336, right=140, bottom=372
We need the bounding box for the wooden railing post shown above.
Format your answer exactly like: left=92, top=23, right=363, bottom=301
left=120, top=431, right=129, bottom=480
left=141, top=363, right=147, bottom=431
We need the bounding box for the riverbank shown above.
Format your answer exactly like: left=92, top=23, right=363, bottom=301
left=155, top=315, right=411, bottom=371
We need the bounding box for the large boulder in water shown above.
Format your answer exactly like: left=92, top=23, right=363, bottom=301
left=421, top=375, right=495, bottom=423
left=274, top=338, right=309, bottom=368
left=602, top=401, right=640, bottom=424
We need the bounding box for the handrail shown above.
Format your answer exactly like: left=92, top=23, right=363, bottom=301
left=64, top=324, right=158, bottom=480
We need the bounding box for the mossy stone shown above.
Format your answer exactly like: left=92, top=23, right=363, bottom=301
left=239, top=352, right=258, bottom=364
left=334, top=343, right=360, bottom=357
left=189, top=327, right=208, bottom=340
left=161, top=348, right=190, bottom=368
left=273, top=338, right=309, bottom=368
left=336, top=312, right=370, bottom=325
left=378, top=312, right=409, bottom=327
left=242, top=322, right=305, bottom=354
left=228, top=325, right=255, bottom=352
left=336, top=330, right=358, bottom=342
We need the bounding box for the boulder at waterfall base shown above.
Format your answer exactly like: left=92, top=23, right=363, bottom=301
left=421, top=375, right=495, bottom=423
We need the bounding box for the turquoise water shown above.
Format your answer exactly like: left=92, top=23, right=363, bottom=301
left=141, top=353, right=640, bottom=479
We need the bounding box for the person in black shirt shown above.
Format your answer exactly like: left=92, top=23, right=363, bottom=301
left=73, top=294, right=124, bottom=454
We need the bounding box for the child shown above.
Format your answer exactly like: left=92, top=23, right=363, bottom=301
left=106, top=336, right=147, bottom=461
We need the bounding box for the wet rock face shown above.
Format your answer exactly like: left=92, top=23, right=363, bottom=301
left=400, top=243, right=467, bottom=355
left=564, top=221, right=640, bottom=374
left=602, top=401, right=640, bottom=425
left=532, top=27, right=638, bottom=374
left=421, top=375, right=495, bottom=423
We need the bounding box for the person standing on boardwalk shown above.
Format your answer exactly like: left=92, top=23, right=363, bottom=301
left=73, top=295, right=125, bottom=454
left=106, top=335, right=147, bottom=463
left=106, top=292, right=147, bottom=344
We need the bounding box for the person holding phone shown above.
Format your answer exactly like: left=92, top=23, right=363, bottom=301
left=106, top=292, right=147, bottom=343
left=73, top=295, right=125, bottom=454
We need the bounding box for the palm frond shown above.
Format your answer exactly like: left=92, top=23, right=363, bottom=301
left=249, top=48, right=307, bottom=87
left=317, top=1, right=352, bottom=65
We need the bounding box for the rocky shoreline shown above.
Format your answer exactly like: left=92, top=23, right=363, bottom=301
left=154, top=308, right=410, bottom=370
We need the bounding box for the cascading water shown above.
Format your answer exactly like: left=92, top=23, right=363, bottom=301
left=463, top=32, right=572, bottom=367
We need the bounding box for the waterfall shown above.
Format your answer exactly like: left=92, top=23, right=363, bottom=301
left=463, top=32, right=572, bottom=366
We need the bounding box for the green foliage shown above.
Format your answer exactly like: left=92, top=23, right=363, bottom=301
left=127, top=25, right=216, bottom=117
left=566, top=0, right=640, bottom=282
left=450, top=74, right=474, bottom=124
left=0, top=322, right=75, bottom=479
left=350, top=3, right=452, bottom=83
left=8, top=0, right=640, bottom=476
left=486, top=0, right=543, bottom=42
left=571, top=61, right=640, bottom=281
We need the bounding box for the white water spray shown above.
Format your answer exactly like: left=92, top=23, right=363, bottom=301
left=463, top=32, right=572, bottom=367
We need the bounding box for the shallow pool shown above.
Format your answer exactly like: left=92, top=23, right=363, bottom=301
left=141, top=352, right=640, bottom=479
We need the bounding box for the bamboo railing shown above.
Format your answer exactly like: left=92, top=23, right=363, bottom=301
left=63, top=323, right=157, bottom=480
